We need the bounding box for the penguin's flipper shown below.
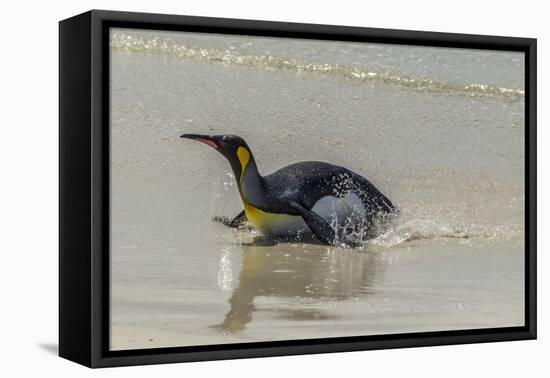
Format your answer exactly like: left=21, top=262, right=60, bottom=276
left=287, top=201, right=336, bottom=245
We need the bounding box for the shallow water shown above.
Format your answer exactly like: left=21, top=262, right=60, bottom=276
left=109, top=29, right=525, bottom=350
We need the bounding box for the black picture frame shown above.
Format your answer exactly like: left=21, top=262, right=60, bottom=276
left=59, top=9, right=537, bottom=368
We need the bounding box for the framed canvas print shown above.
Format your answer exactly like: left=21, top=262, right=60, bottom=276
left=59, top=10, right=536, bottom=368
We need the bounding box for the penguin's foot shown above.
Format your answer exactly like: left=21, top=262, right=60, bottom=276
left=212, top=211, right=251, bottom=230
left=212, top=215, right=236, bottom=227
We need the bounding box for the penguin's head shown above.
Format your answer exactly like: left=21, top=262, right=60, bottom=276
left=180, top=134, right=254, bottom=180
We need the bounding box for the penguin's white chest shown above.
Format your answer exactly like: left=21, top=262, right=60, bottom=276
left=244, top=193, right=365, bottom=236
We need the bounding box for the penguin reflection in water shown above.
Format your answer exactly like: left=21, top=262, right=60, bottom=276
left=181, top=134, right=397, bottom=248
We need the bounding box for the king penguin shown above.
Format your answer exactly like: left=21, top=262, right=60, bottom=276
left=181, top=134, right=397, bottom=247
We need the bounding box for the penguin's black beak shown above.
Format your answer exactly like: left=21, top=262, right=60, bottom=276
left=180, top=134, right=219, bottom=149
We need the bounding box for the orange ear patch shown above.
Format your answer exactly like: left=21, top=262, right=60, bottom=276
left=237, top=147, right=250, bottom=182
left=196, top=138, right=218, bottom=149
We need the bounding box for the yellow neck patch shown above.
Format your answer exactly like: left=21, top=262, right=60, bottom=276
left=234, top=146, right=299, bottom=233
left=237, top=146, right=250, bottom=182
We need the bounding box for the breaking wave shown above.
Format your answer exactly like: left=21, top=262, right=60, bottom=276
left=110, top=32, right=524, bottom=100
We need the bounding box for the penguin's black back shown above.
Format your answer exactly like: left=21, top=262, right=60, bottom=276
left=261, top=161, right=395, bottom=217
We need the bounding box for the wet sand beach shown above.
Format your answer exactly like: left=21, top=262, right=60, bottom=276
left=109, top=29, right=525, bottom=350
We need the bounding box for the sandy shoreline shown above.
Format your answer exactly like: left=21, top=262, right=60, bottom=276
left=110, top=238, right=524, bottom=351
left=109, top=29, right=525, bottom=351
